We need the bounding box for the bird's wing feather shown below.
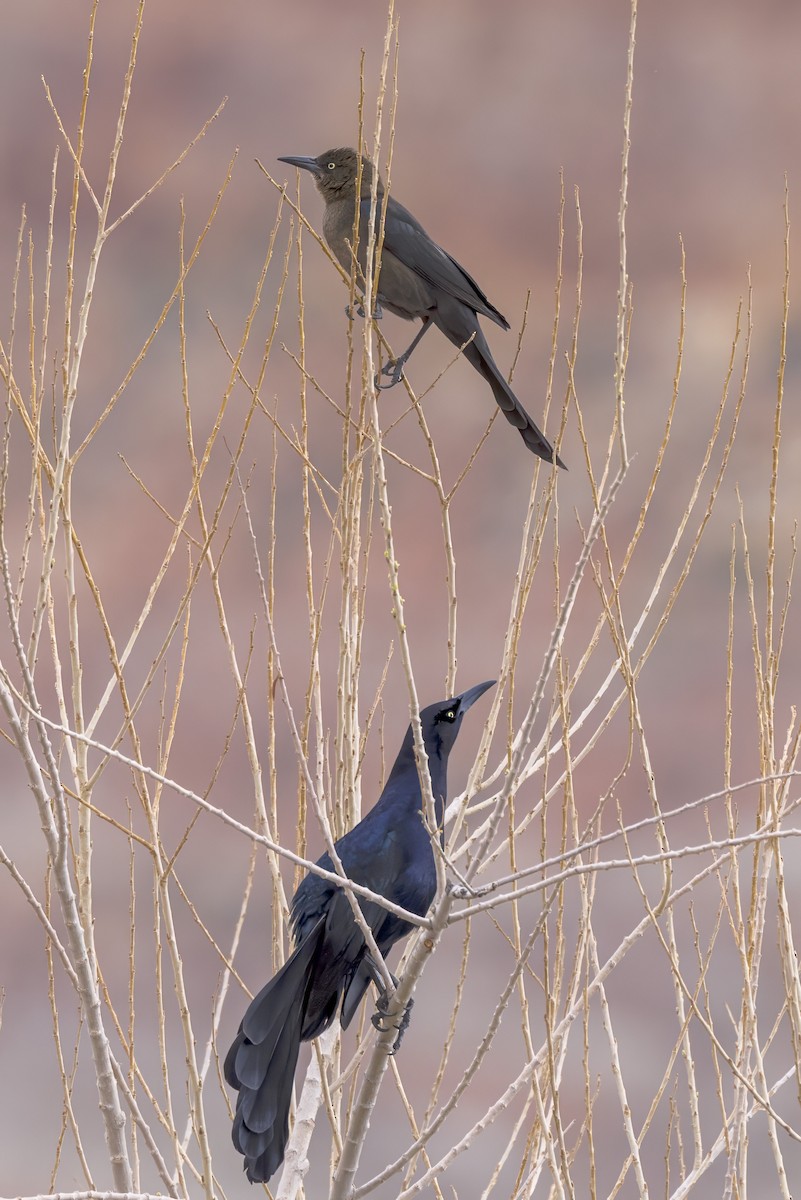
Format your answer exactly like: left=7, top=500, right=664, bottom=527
left=290, top=856, right=336, bottom=942
left=362, top=197, right=510, bottom=329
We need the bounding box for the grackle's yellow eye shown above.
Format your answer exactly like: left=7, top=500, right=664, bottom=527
left=328, top=162, right=336, bottom=170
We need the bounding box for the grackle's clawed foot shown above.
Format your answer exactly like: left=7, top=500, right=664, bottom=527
left=372, top=993, right=414, bottom=1054
left=345, top=302, right=384, bottom=322
left=374, top=358, right=407, bottom=390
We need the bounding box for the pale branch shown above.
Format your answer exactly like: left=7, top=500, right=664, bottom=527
left=0, top=606, right=133, bottom=1189
left=465, top=467, right=626, bottom=883
left=450, top=770, right=801, bottom=900
left=2, top=693, right=432, bottom=932
left=275, top=1024, right=340, bottom=1200
left=1, top=1194, right=173, bottom=1200
left=1, top=839, right=176, bottom=1191
left=449, top=817, right=801, bottom=923
left=351, top=911, right=549, bottom=1197
left=236, top=459, right=396, bottom=996
left=383, top=846, right=789, bottom=1199
left=668, top=1066, right=797, bottom=1200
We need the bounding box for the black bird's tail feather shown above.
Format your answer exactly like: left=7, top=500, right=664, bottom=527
left=225, top=917, right=327, bottom=1183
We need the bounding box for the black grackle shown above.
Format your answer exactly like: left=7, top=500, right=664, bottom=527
left=225, top=680, right=494, bottom=1182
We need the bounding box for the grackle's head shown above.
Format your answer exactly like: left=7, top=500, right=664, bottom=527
left=419, top=680, right=495, bottom=760
left=277, top=147, right=379, bottom=202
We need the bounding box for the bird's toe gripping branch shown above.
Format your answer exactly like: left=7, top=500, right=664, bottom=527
left=372, top=991, right=415, bottom=1055
left=366, top=961, right=415, bottom=1053
left=375, top=357, right=406, bottom=390
left=345, top=301, right=384, bottom=321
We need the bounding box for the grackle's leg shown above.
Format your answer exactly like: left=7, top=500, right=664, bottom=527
left=376, top=317, right=432, bottom=389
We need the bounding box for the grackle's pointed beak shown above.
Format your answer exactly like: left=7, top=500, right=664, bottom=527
left=454, top=680, right=496, bottom=715
left=277, top=155, right=322, bottom=177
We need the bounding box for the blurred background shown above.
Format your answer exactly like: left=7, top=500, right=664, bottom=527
left=1, top=1, right=800, bottom=1194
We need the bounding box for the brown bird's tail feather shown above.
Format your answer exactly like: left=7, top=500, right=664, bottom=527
left=433, top=298, right=564, bottom=468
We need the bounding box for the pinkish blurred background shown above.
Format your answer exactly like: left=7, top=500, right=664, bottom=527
left=1, top=1, right=800, bottom=1195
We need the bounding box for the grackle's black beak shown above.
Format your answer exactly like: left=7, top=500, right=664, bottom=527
left=277, top=155, right=322, bottom=176
left=453, top=680, right=496, bottom=715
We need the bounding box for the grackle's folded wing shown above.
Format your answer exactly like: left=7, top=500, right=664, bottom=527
left=360, top=196, right=510, bottom=329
